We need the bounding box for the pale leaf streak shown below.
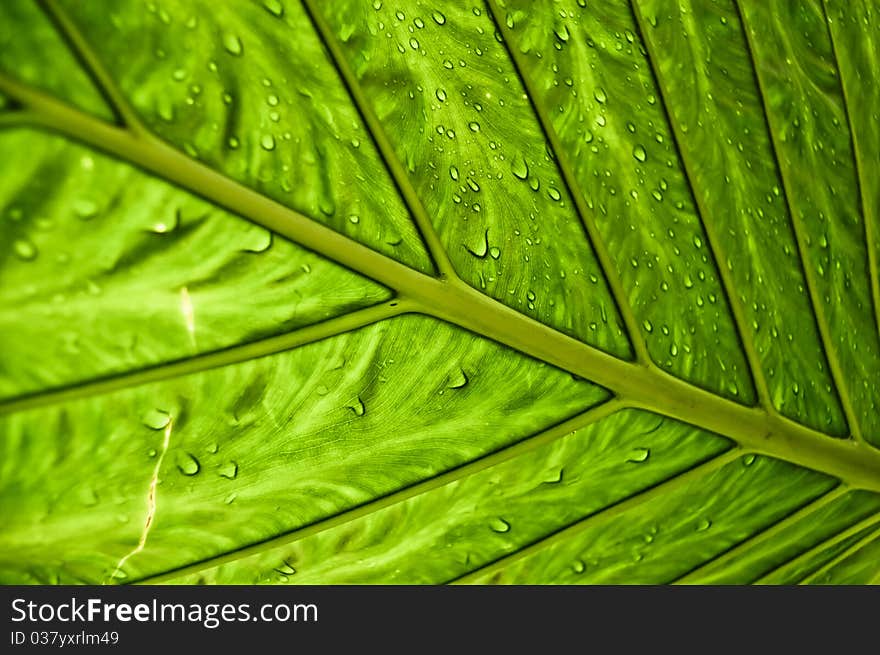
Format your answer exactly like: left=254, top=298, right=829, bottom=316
left=671, top=484, right=848, bottom=584
left=108, top=417, right=173, bottom=584
left=753, top=511, right=880, bottom=584
left=299, top=0, right=456, bottom=279
left=798, top=524, right=880, bottom=585
left=484, top=0, right=649, bottom=365
left=629, top=0, right=769, bottom=408
left=733, top=0, right=862, bottom=442
left=448, top=448, right=743, bottom=584
left=36, top=0, right=145, bottom=134
left=3, top=71, right=880, bottom=492
left=134, top=399, right=627, bottom=583
left=820, top=0, right=880, bottom=343
left=0, top=300, right=408, bottom=416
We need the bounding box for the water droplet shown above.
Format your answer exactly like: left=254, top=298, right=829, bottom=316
left=436, top=88, right=447, bottom=102
left=348, top=395, right=366, bottom=416
left=627, top=447, right=650, bottom=463
left=642, top=319, right=653, bottom=333
left=467, top=178, right=480, bottom=193
left=489, top=246, right=501, bottom=259
left=263, top=0, right=284, bottom=17
left=219, top=461, right=238, bottom=479
left=142, top=409, right=171, bottom=430
left=13, top=238, right=37, bottom=261
left=489, top=517, right=511, bottom=533
left=224, top=492, right=237, bottom=505
left=543, top=468, right=564, bottom=484
left=696, top=518, right=712, bottom=532
left=511, top=153, right=529, bottom=180
left=547, top=187, right=561, bottom=201
left=633, top=144, right=647, bottom=162
left=449, top=165, right=459, bottom=181
left=465, top=229, right=489, bottom=258
left=176, top=452, right=201, bottom=476
left=572, top=559, right=586, bottom=574
left=275, top=560, right=296, bottom=576
left=468, top=121, right=480, bottom=132
left=260, top=134, right=276, bottom=150
left=447, top=368, right=469, bottom=389
left=73, top=199, right=99, bottom=220
left=594, top=87, right=607, bottom=103
left=743, top=454, right=757, bottom=467
left=432, top=10, right=446, bottom=25
left=222, top=33, right=244, bottom=56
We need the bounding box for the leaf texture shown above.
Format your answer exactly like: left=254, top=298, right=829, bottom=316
left=0, top=0, right=879, bottom=585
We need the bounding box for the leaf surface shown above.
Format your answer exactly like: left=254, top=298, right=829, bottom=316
left=1, top=0, right=879, bottom=585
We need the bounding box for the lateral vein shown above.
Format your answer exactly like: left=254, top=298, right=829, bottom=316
left=300, top=0, right=457, bottom=279
left=0, top=300, right=408, bottom=415
left=630, top=0, right=770, bottom=408
left=819, top=0, right=880, bottom=347
left=733, top=0, right=863, bottom=443
left=485, top=0, right=649, bottom=365
left=448, top=448, right=743, bottom=584
left=133, top=399, right=626, bottom=583
left=671, top=484, right=848, bottom=584
left=36, top=0, right=146, bottom=133
left=753, top=511, right=880, bottom=584
left=2, top=71, right=880, bottom=492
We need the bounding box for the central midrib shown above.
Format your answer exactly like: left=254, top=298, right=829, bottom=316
left=3, top=71, right=880, bottom=492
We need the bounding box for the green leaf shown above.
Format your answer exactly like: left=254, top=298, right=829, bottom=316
left=1, top=0, right=878, bottom=585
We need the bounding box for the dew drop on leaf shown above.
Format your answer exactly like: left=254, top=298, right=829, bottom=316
left=464, top=229, right=489, bottom=258
left=176, top=453, right=201, bottom=476
left=142, top=409, right=171, bottom=430
left=432, top=10, right=446, bottom=25
left=222, top=33, right=244, bottom=56
left=260, top=134, right=276, bottom=151
left=262, top=0, right=284, bottom=17
left=446, top=367, right=469, bottom=389
left=219, top=461, right=238, bottom=480
left=348, top=395, right=366, bottom=416
left=510, top=153, right=529, bottom=180
left=489, top=517, right=511, bottom=533
left=627, top=447, right=650, bottom=463
left=13, top=238, right=37, bottom=261
left=73, top=199, right=98, bottom=220
left=572, top=559, right=586, bottom=574
left=633, top=144, right=647, bottom=162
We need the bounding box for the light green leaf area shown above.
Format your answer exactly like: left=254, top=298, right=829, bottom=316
left=1, top=0, right=879, bottom=585
left=738, top=0, right=880, bottom=442
left=0, top=317, right=604, bottom=583
left=0, top=130, right=389, bottom=398
left=320, top=0, right=631, bottom=355
left=0, top=1, right=110, bottom=120
left=63, top=0, right=433, bottom=272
